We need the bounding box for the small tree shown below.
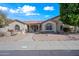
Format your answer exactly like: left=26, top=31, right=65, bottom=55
left=0, top=11, right=7, bottom=28
left=60, top=3, right=79, bottom=32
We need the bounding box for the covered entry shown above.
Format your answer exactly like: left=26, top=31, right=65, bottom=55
left=27, top=24, right=41, bottom=32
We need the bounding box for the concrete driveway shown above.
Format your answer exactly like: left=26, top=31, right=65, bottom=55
left=0, top=33, right=79, bottom=50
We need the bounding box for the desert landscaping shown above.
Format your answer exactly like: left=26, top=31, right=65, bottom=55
left=0, top=33, right=79, bottom=50
left=0, top=33, right=79, bottom=42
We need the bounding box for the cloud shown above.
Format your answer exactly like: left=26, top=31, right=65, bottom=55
left=0, top=6, right=8, bottom=11
left=9, top=5, right=39, bottom=16
left=9, top=9, right=17, bottom=13
left=0, top=5, right=40, bottom=16
left=44, top=6, right=54, bottom=11
left=9, top=5, right=36, bottom=14
left=25, top=12, right=40, bottom=16
left=9, top=7, right=22, bottom=13
left=21, top=5, right=36, bottom=13
left=0, top=6, right=17, bottom=13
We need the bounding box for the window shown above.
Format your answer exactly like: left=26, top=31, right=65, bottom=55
left=45, top=23, right=52, bottom=30
left=15, top=25, right=20, bottom=31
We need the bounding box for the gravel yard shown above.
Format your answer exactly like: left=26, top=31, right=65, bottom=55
left=33, top=33, right=79, bottom=41
left=0, top=33, right=79, bottom=42
left=0, top=34, right=28, bottom=42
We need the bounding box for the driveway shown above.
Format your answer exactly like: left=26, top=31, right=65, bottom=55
left=0, top=33, right=79, bottom=50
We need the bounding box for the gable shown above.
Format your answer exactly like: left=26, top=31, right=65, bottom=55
left=7, top=20, right=26, bottom=25
left=41, top=16, right=61, bottom=24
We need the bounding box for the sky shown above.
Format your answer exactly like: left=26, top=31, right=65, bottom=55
left=0, top=3, right=60, bottom=21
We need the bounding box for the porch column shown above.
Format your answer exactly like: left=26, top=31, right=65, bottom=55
left=29, top=24, right=31, bottom=32
left=38, top=24, right=40, bottom=32
left=28, top=25, right=29, bottom=32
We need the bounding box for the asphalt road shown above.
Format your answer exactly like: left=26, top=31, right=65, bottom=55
left=0, top=50, right=79, bottom=56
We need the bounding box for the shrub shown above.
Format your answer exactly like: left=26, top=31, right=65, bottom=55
left=63, top=27, right=71, bottom=32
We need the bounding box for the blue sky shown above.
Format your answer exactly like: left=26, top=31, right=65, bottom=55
left=0, top=3, right=60, bottom=21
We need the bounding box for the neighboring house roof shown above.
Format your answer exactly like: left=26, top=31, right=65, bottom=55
left=41, top=16, right=62, bottom=24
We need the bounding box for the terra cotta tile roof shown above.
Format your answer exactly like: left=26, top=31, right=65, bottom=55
left=25, top=21, right=43, bottom=25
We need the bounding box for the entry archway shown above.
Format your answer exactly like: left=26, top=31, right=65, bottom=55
left=15, top=25, right=20, bottom=31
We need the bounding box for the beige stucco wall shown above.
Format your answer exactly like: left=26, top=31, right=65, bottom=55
left=41, top=16, right=62, bottom=33
left=41, top=21, right=57, bottom=32
left=7, top=21, right=27, bottom=32
left=56, top=23, right=62, bottom=32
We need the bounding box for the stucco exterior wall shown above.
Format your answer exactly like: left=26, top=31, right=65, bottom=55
left=41, top=21, right=57, bottom=32
left=56, top=23, right=62, bottom=32
left=7, top=21, right=27, bottom=32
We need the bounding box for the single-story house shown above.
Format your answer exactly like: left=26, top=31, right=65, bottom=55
left=0, top=16, right=71, bottom=34
left=1, top=15, right=79, bottom=34
left=25, top=16, right=63, bottom=33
